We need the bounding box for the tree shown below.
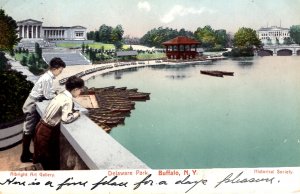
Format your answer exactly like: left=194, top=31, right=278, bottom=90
left=0, top=9, right=20, bottom=52
left=178, top=28, right=194, bottom=37
left=94, top=31, right=100, bottom=42
left=140, top=27, right=193, bottom=48
left=223, top=27, right=261, bottom=57
left=87, top=31, right=95, bottom=40
left=233, top=27, right=261, bottom=48
left=99, top=24, right=113, bottom=43
left=215, top=29, right=228, bottom=47
left=89, top=49, right=94, bottom=62
left=35, top=43, right=42, bottom=60
left=20, top=56, right=27, bottom=66
left=0, top=69, right=34, bottom=123
left=283, top=37, right=293, bottom=45
left=111, top=25, right=124, bottom=50
left=81, top=42, right=85, bottom=53
left=194, top=25, right=217, bottom=48
left=113, top=41, right=123, bottom=51
left=0, top=51, right=8, bottom=70
left=28, top=53, right=36, bottom=66
left=28, top=54, right=41, bottom=75
left=289, top=25, right=300, bottom=45
left=85, top=44, right=89, bottom=54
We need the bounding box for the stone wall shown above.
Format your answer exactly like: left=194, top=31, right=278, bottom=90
left=36, top=101, right=149, bottom=170
left=60, top=134, right=89, bottom=170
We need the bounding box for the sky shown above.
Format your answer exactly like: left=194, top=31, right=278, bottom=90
left=1, top=0, right=300, bottom=37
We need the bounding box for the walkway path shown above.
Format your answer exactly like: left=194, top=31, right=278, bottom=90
left=5, top=53, right=39, bottom=83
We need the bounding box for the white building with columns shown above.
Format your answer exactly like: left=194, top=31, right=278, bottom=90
left=257, top=26, right=290, bottom=45
left=17, top=19, right=87, bottom=41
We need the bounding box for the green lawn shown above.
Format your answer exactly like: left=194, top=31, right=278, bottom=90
left=85, top=51, right=165, bottom=61
left=137, top=52, right=166, bottom=60
left=56, top=42, right=129, bottom=50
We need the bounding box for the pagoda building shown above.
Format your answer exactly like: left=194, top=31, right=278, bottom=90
left=162, top=36, right=200, bottom=59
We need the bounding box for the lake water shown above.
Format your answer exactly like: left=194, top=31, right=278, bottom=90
left=86, top=56, right=300, bottom=169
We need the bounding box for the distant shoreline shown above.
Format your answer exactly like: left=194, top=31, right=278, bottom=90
left=56, top=59, right=213, bottom=86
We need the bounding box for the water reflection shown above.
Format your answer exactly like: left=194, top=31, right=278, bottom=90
left=231, top=57, right=254, bottom=61
left=102, top=67, right=140, bottom=78
left=237, top=61, right=254, bottom=67
left=114, top=71, right=122, bottom=79
left=150, top=64, right=199, bottom=72
left=166, top=74, right=190, bottom=80
left=230, top=57, right=255, bottom=68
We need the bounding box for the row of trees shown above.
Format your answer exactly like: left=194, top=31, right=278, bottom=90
left=139, top=25, right=300, bottom=50
left=140, top=27, right=194, bottom=48
left=86, top=25, right=264, bottom=56
left=86, top=23, right=300, bottom=56
left=17, top=43, right=48, bottom=74
left=194, top=26, right=229, bottom=50
left=139, top=26, right=230, bottom=51
left=87, top=24, right=124, bottom=50
left=138, top=26, right=231, bottom=52
left=81, top=43, right=116, bottom=63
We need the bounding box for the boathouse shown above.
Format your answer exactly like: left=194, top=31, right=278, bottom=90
left=162, top=36, right=200, bottom=59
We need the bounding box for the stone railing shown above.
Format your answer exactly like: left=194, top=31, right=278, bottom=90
left=36, top=100, right=149, bottom=170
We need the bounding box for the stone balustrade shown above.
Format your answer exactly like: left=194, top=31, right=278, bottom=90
left=36, top=100, right=149, bottom=170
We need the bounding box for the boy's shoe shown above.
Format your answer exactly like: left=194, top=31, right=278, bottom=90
left=20, top=152, right=33, bottom=163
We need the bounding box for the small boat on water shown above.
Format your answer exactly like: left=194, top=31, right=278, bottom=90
left=200, top=70, right=234, bottom=77
left=219, top=71, right=234, bottom=76
left=200, top=70, right=223, bottom=77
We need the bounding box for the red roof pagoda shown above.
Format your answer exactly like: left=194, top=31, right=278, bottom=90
left=162, top=36, right=200, bottom=60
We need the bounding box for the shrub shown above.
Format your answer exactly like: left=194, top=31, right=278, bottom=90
left=222, top=47, right=254, bottom=57
left=0, top=70, right=33, bottom=123
left=0, top=51, right=8, bottom=70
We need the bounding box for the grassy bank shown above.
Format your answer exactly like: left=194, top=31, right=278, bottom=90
left=56, top=42, right=129, bottom=50
left=137, top=52, right=166, bottom=60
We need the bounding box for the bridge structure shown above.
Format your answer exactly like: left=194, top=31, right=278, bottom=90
left=258, top=44, right=300, bottom=56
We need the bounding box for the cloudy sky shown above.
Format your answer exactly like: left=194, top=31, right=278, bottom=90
left=1, top=0, right=300, bottom=37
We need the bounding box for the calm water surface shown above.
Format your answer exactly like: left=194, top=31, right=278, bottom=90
left=86, top=57, right=300, bottom=169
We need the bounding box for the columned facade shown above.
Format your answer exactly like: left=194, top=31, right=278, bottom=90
left=42, top=26, right=86, bottom=41
left=42, top=28, right=67, bottom=40
left=17, top=19, right=87, bottom=41
left=17, top=19, right=43, bottom=39
left=257, top=26, right=290, bottom=45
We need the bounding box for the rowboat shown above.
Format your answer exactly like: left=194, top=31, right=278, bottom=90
left=200, top=70, right=234, bottom=77
left=200, top=70, right=223, bottom=77
left=219, top=71, right=234, bottom=76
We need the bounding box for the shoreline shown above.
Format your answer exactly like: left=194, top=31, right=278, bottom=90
left=55, top=59, right=213, bottom=87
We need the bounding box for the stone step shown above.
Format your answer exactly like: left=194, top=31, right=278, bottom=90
left=0, top=123, right=23, bottom=151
